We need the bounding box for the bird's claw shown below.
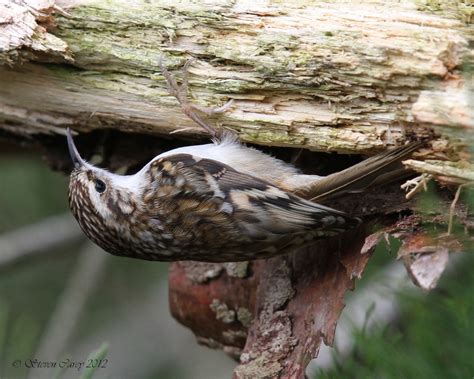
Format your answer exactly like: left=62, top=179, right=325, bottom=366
left=159, top=57, right=233, bottom=140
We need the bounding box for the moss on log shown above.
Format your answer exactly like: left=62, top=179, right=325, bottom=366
left=0, top=0, right=472, bottom=154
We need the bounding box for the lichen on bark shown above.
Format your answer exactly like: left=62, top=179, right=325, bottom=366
left=1, top=0, right=472, bottom=154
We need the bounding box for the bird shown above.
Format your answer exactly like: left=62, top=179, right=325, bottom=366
left=67, top=128, right=422, bottom=262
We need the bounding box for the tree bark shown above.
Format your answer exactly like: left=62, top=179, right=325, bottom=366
left=0, top=0, right=471, bottom=153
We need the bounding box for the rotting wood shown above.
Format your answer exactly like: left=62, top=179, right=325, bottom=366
left=0, top=0, right=472, bottom=154
left=404, top=159, right=474, bottom=184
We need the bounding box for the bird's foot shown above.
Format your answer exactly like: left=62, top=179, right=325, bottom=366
left=159, top=57, right=234, bottom=140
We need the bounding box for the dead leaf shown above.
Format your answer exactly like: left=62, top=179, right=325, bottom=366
left=403, top=248, right=449, bottom=290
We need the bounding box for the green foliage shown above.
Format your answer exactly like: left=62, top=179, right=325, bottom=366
left=0, top=156, right=70, bottom=378
left=0, top=301, right=41, bottom=379
left=79, top=343, right=109, bottom=379
left=316, top=252, right=474, bottom=379
left=0, top=157, right=68, bottom=232
left=0, top=154, right=169, bottom=378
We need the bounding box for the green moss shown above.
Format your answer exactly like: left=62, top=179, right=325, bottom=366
left=415, top=0, right=473, bottom=24
left=55, top=2, right=193, bottom=73
left=290, top=50, right=313, bottom=67
left=34, top=0, right=469, bottom=152
left=0, top=157, right=68, bottom=232
left=241, top=129, right=306, bottom=146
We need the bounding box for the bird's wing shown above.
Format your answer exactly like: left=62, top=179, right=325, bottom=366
left=146, top=154, right=360, bottom=242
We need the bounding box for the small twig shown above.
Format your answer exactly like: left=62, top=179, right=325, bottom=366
left=401, top=174, right=432, bottom=200
left=448, top=182, right=473, bottom=235
left=290, top=148, right=304, bottom=165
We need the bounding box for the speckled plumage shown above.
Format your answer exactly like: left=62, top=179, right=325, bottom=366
left=67, top=130, right=420, bottom=262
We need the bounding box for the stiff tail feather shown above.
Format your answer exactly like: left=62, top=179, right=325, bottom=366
left=299, top=141, right=423, bottom=203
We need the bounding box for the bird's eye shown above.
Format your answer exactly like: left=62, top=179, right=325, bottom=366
left=94, top=179, right=106, bottom=193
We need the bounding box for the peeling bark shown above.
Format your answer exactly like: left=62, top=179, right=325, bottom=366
left=168, top=260, right=260, bottom=359
left=0, top=0, right=72, bottom=65
left=236, top=231, right=372, bottom=378
left=169, top=227, right=374, bottom=378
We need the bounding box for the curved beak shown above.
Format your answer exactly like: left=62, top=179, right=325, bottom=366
left=66, top=128, right=86, bottom=169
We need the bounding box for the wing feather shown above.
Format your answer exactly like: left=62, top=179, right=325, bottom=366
left=148, top=153, right=360, bottom=241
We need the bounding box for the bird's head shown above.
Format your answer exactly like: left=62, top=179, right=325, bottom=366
left=66, top=129, right=142, bottom=253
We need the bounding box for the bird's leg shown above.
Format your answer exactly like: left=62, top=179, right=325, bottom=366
left=159, top=58, right=234, bottom=139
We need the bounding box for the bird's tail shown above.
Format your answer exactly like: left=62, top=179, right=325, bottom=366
left=296, top=142, right=423, bottom=203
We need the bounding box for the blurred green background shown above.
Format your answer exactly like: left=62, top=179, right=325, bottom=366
left=0, top=150, right=472, bottom=379
left=0, top=151, right=236, bottom=379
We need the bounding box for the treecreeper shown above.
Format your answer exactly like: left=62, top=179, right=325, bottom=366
left=67, top=128, right=421, bottom=262
left=67, top=60, right=422, bottom=262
